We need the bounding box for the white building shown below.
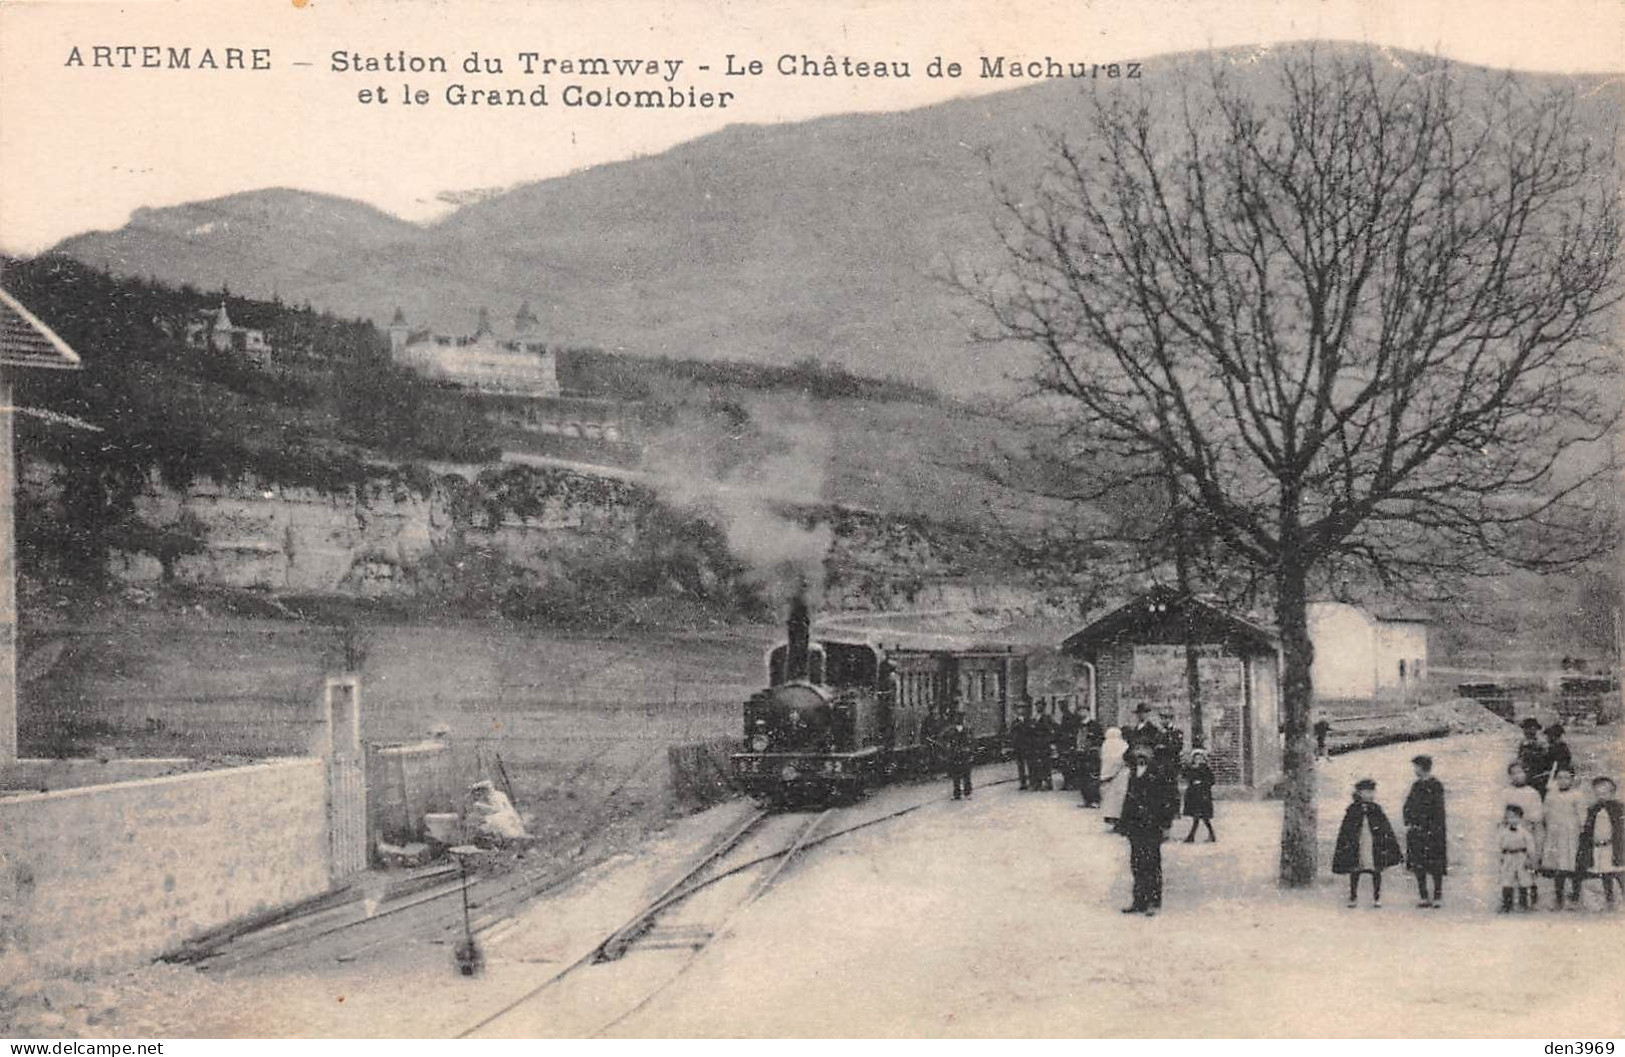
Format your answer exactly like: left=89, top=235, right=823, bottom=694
left=388, top=303, right=560, bottom=398
left=1307, top=600, right=1429, bottom=703
left=186, top=303, right=271, bottom=363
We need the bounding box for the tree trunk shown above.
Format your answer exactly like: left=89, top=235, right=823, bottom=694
left=1276, top=557, right=1318, bottom=887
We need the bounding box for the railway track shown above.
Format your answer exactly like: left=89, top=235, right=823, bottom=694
left=457, top=781, right=995, bottom=1039
left=186, top=770, right=1010, bottom=1034
left=457, top=807, right=828, bottom=1038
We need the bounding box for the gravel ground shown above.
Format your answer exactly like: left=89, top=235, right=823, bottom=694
left=8, top=729, right=1622, bottom=1038
left=602, top=731, right=1625, bottom=1038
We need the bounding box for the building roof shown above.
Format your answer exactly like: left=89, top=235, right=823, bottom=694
left=0, top=287, right=80, bottom=370
left=1061, top=585, right=1278, bottom=655
left=1309, top=598, right=1431, bottom=625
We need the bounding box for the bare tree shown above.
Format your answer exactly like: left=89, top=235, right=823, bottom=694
left=961, top=47, right=1623, bottom=885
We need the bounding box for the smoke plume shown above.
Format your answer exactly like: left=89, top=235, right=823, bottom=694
left=642, top=394, right=835, bottom=607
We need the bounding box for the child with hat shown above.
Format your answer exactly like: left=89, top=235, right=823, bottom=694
left=1497, top=803, right=1536, bottom=912
left=1332, top=778, right=1403, bottom=908
left=1180, top=747, right=1216, bottom=843
left=1505, top=762, right=1546, bottom=908
left=1577, top=776, right=1624, bottom=909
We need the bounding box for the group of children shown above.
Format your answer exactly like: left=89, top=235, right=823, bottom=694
left=1332, top=740, right=1625, bottom=912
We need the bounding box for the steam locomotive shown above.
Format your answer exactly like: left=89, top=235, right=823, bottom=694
left=731, top=596, right=1029, bottom=804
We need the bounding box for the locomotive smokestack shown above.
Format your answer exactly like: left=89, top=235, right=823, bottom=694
left=786, top=584, right=812, bottom=682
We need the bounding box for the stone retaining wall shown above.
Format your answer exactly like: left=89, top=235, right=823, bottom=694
left=0, top=758, right=330, bottom=972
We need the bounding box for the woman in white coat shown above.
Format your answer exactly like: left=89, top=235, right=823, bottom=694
left=1098, top=727, right=1131, bottom=827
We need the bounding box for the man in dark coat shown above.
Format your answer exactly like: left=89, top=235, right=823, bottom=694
left=1313, top=715, right=1332, bottom=759
left=1010, top=701, right=1034, bottom=790
left=1078, top=718, right=1104, bottom=807
left=1544, top=724, right=1574, bottom=778
left=1577, top=775, right=1624, bottom=907
left=1134, top=708, right=1162, bottom=752
left=1027, top=704, right=1057, bottom=791
left=1332, top=778, right=1404, bottom=907
left=1402, top=754, right=1448, bottom=908
left=939, top=710, right=975, bottom=800
left=1517, top=719, right=1552, bottom=798
left=1057, top=704, right=1084, bottom=790
left=1119, top=744, right=1176, bottom=915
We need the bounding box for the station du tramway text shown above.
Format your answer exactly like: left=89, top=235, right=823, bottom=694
left=333, top=50, right=1144, bottom=110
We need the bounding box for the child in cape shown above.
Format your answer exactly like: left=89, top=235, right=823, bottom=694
left=1578, top=775, right=1624, bottom=909
left=1181, top=747, right=1216, bottom=843
left=1498, top=803, right=1536, bottom=912
left=1332, top=778, right=1403, bottom=908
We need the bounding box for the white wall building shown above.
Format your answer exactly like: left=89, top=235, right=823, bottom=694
left=1307, top=600, right=1429, bottom=703
left=388, top=303, right=560, bottom=398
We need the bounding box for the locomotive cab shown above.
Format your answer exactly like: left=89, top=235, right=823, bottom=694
left=733, top=626, right=888, bottom=803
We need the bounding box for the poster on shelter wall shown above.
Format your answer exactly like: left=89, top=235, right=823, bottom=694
left=2, top=0, right=1623, bottom=1043
left=1126, top=644, right=1243, bottom=737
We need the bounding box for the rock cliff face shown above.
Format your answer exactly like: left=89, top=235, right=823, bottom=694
left=75, top=464, right=642, bottom=596
left=25, top=459, right=1080, bottom=619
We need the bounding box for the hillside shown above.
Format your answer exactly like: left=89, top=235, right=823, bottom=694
left=53, top=46, right=1619, bottom=395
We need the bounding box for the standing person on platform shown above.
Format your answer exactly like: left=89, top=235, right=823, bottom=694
left=1119, top=744, right=1174, bottom=916
left=1402, top=755, right=1448, bottom=909
left=940, top=709, right=975, bottom=801
left=1313, top=714, right=1332, bottom=760
left=1578, top=776, right=1625, bottom=909
left=1332, top=778, right=1404, bottom=908
left=1010, top=700, right=1035, bottom=791
left=1079, top=718, right=1105, bottom=808
left=1028, top=703, right=1057, bottom=791
left=1497, top=805, right=1537, bottom=912
left=1544, top=724, right=1574, bottom=781
left=1542, top=766, right=1587, bottom=910
left=1134, top=707, right=1162, bottom=753
left=1099, top=727, right=1131, bottom=829
left=1151, top=741, right=1181, bottom=838
left=1505, top=762, right=1547, bottom=907
left=1516, top=719, right=1553, bottom=798
left=1057, top=703, right=1084, bottom=791
left=1181, top=748, right=1216, bottom=843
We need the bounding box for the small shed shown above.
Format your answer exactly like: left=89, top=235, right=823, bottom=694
left=1061, top=586, right=1282, bottom=788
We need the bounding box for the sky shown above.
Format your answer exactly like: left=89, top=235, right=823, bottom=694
left=1, top=0, right=1622, bottom=254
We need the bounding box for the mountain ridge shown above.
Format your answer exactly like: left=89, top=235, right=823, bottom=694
left=50, top=44, right=1620, bottom=394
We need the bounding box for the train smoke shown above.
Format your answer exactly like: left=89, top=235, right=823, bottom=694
left=642, top=396, right=835, bottom=606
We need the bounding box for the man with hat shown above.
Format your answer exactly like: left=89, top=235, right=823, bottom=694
left=1010, top=698, right=1035, bottom=790
left=1133, top=705, right=1162, bottom=752
left=1028, top=701, right=1057, bottom=791
left=1119, top=742, right=1178, bottom=915
left=938, top=708, right=976, bottom=800
left=1516, top=719, right=1553, bottom=798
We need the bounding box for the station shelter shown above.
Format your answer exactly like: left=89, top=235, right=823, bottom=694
left=1061, top=586, right=1282, bottom=789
